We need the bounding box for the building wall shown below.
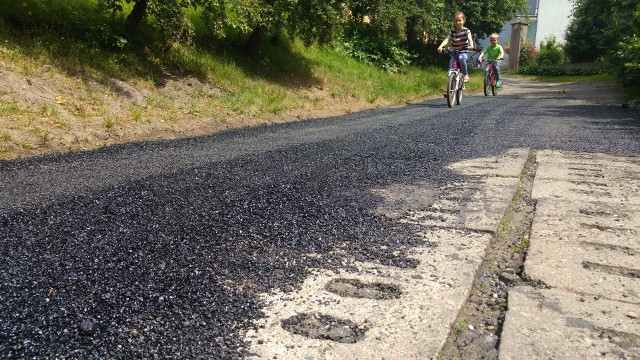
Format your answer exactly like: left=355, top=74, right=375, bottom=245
left=477, top=0, right=573, bottom=55
left=535, top=0, right=573, bottom=47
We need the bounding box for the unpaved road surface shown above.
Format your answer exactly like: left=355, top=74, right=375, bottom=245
left=1, top=77, right=638, bottom=359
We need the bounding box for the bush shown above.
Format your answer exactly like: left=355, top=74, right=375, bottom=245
left=607, top=5, right=640, bottom=86
left=536, top=36, right=563, bottom=66
left=340, top=34, right=414, bottom=74
left=611, top=34, right=640, bottom=86
left=519, top=40, right=538, bottom=67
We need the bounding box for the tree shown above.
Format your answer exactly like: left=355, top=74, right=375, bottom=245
left=98, top=0, right=194, bottom=44
left=607, top=0, right=640, bottom=85
left=446, top=0, right=528, bottom=41
left=563, top=0, right=615, bottom=62
left=564, top=0, right=640, bottom=84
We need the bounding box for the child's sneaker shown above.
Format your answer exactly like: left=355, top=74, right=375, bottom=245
left=463, top=75, right=470, bottom=82
left=496, top=80, right=501, bottom=88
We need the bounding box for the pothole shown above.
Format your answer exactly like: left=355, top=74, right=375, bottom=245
left=580, top=241, right=638, bottom=256
left=355, top=253, right=421, bottom=268
left=594, top=327, right=640, bottom=350
left=582, top=261, right=640, bottom=278
left=579, top=209, right=622, bottom=217
left=281, top=313, right=367, bottom=343
left=580, top=223, right=637, bottom=234
left=324, top=278, right=402, bottom=300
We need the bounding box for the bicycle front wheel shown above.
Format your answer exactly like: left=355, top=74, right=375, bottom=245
left=447, top=74, right=456, bottom=108
left=456, top=76, right=463, bottom=105
left=484, top=71, right=490, bottom=96
left=491, top=73, right=498, bottom=96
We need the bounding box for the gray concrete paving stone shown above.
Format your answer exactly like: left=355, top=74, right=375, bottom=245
left=500, top=150, right=640, bottom=360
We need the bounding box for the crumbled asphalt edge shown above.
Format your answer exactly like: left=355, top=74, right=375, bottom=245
left=437, top=149, right=538, bottom=360
left=0, top=135, right=434, bottom=359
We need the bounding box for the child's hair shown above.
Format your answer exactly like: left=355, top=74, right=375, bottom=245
left=490, top=33, right=499, bottom=40
left=453, top=11, right=466, bottom=22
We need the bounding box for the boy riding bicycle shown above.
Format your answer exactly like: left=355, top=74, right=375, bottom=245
left=437, top=11, right=474, bottom=83
left=477, top=33, right=504, bottom=87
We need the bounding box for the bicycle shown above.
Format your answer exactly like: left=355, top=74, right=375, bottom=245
left=441, top=49, right=480, bottom=108
left=479, top=59, right=502, bottom=96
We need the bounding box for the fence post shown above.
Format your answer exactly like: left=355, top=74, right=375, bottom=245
left=508, top=19, right=529, bottom=72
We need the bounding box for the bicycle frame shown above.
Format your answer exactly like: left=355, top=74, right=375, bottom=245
left=445, top=51, right=464, bottom=108
left=442, top=48, right=480, bottom=108
left=482, top=60, right=500, bottom=96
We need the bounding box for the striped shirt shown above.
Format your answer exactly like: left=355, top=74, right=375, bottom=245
left=449, top=27, right=470, bottom=50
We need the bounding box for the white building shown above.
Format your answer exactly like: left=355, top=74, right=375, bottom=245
left=478, top=0, right=574, bottom=52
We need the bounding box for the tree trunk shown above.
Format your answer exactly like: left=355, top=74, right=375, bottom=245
left=244, top=26, right=266, bottom=54
left=126, top=0, right=149, bottom=31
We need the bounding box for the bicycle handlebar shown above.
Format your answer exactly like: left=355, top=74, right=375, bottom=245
left=440, top=48, right=483, bottom=54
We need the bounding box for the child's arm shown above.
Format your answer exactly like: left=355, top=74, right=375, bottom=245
left=477, top=49, right=485, bottom=62
left=498, top=46, right=505, bottom=60
left=467, top=31, right=474, bottom=50
left=437, top=35, right=451, bottom=53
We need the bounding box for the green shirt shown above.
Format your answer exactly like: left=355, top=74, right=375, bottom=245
left=485, top=45, right=503, bottom=61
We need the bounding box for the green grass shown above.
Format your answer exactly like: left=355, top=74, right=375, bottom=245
left=0, top=101, right=29, bottom=116
left=513, top=236, right=530, bottom=254
left=32, top=128, right=50, bottom=143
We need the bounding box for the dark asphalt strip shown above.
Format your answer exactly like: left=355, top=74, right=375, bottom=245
left=1, top=94, right=638, bottom=358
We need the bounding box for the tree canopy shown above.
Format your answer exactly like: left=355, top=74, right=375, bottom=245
left=3, top=0, right=527, bottom=69
left=564, top=0, right=640, bottom=84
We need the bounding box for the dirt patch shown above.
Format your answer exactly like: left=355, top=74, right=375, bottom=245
left=498, top=76, right=623, bottom=106
left=0, top=64, right=396, bottom=160
left=281, top=313, right=368, bottom=344
left=437, top=150, right=539, bottom=360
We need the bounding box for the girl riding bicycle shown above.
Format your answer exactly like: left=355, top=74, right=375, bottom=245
left=437, top=11, right=475, bottom=83
left=477, top=33, right=504, bottom=87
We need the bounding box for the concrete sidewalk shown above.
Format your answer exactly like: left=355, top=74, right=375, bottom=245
left=499, top=150, right=640, bottom=359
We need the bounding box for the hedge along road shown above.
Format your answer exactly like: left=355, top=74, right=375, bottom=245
left=0, top=77, right=638, bottom=358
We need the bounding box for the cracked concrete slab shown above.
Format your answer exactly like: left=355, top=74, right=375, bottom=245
left=500, top=150, right=640, bottom=360
left=500, top=286, right=640, bottom=360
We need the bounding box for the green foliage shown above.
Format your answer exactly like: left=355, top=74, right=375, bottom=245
left=0, top=0, right=533, bottom=73
left=449, top=0, right=528, bottom=40
left=564, top=0, right=640, bottom=87
left=287, top=0, right=346, bottom=46
left=564, top=0, right=615, bottom=62
left=518, top=40, right=538, bottom=67
left=0, top=0, right=102, bottom=34
left=608, top=3, right=640, bottom=86
left=97, top=0, right=194, bottom=46
left=340, top=35, right=414, bottom=73
left=513, top=236, right=529, bottom=254
left=536, top=36, right=563, bottom=66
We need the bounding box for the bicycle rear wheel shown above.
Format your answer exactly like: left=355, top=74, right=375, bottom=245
left=447, top=74, right=456, bottom=108
left=483, top=71, right=490, bottom=96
